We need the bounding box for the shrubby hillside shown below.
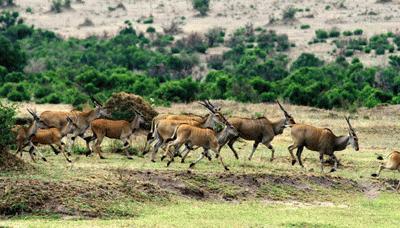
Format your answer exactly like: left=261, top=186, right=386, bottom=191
left=1, top=11, right=400, bottom=109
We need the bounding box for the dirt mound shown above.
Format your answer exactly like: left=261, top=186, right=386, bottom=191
left=0, top=151, right=31, bottom=172
left=105, top=92, right=158, bottom=130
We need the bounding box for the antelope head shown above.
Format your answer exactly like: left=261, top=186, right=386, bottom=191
left=27, top=108, right=48, bottom=129
left=199, top=100, right=226, bottom=130
left=276, top=100, right=296, bottom=127
left=91, top=96, right=111, bottom=118
left=62, top=116, right=79, bottom=135
left=131, top=107, right=146, bottom=130
left=345, top=116, right=359, bottom=151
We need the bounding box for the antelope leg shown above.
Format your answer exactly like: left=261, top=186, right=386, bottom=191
left=248, top=142, right=260, bottom=160
left=319, top=152, right=324, bottom=173
left=227, top=138, right=239, bottom=160
left=296, top=146, right=304, bottom=167
left=330, top=154, right=338, bottom=173
left=189, top=149, right=207, bottom=169
left=288, top=144, right=297, bottom=165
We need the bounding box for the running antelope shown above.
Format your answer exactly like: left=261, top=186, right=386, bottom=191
left=13, top=108, right=48, bottom=160
left=149, top=101, right=224, bottom=162
left=87, top=110, right=145, bottom=159
left=144, top=113, right=206, bottom=154
left=39, top=97, right=109, bottom=150
left=371, top=151, right=400, bottom=190
left=28, top=116, right=79, bottom=162
left=226, top=101, right=296, bottom=161
left=288, top=117, right=359, bottom=172
left=164, top=107, right=239, bottom=170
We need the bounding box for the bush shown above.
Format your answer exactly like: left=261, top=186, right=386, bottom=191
left=315, top=29, right=328, bottom=39
left=0, top=35, right=27, bottom=71
left=376, top=46, right=385, bottom=55
left=291, top=53, right=324, bottom=71
left=354, top=29, right=363, bottom=35
left=205, top=27, right=225, bottom=47
left=0, top=103, right=16, bottom=150
left=344, top=49, right=354, bottom=57
left=282, top=6, right=297, bottom=20
left=300, top=24, right=310, bottom=29
left=343, top=30, right=353, bottom=36
left=50, top=0, right=63, bottom=13
left=146, top=26, right=156, bottom=33
left=192, top=0, right=210, bottom=16
left=143, top=16, right=153, bottom=24
left=329, top=28, right=340, bottom=38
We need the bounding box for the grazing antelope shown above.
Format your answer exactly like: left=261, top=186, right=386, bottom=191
left=28, top=116, right=79, bottom=162
left=164, top=106, right=239, bottom=170
left=39, top=97, right=109, bottom=150
left=149, top=101, right=224, bottom=162
left=226, top=101, right=296, bottom=161
left=288, top=117, right=359, bottom=172
left=371, top=151, right=400, bottom=190
left=88, top=110, right=145, bottom=159
left=13, top=108, right=48, bottom=161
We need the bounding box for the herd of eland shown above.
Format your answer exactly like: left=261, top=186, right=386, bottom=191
left=11, top=98, right=400, bottom=190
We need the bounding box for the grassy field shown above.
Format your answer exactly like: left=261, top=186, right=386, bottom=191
left=1, top=102, right=400, bottom=227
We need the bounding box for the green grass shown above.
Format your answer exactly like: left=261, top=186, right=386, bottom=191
left=2, top=193, right=399, bottom=227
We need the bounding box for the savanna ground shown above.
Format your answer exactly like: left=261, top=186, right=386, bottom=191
left=1, top=101, right=400, bottom=227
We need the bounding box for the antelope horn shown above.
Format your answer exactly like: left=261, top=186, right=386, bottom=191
left=276, top=100, right=291, bottom=118
left=90, top=95, right=103, bottom=107
left=27, top=108, right=38, bottom=119
left=199, top=100, right=216, bottom=113
left=345, top=116, right=354, bottom=131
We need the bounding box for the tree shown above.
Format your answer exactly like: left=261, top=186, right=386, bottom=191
left=0, top=35, right=26, bottom=71
left=192, top=0, right=210, bottom=16
left=0, top=102, right=15, bottom=151
left=291, top=53, right=324, bottom=71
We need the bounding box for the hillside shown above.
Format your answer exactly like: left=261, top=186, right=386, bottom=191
left=9, top=0, right=400, bottom=66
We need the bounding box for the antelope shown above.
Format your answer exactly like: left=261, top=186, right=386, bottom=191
left=288, top=117, right=359, bottom=172
left=143, top=113, right=206, bottom=154
left=226, top=101, right=296, bottom=161
left=13, top=108, right=49, bottom=161
left=371, top=151, right=400, bottom=190
left=39, top=97, right=109, bottom=150
left=164, top=104, right=239, bottom=170
left=87, top=110, right=145, bottom=159
left=28, top=116, right=79, bottom=162
left=149, top=101, right=225, bottom=162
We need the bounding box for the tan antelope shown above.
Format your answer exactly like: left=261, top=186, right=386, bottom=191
left=225, top=101, right=296, bottom=161
left=143, top=113, right=206, bottom=154
left=288, top=117, right=359, bottom=172
left=371, top=151, right=400, bottom=190
left=164, top=104, right=239, bottom=170
left=13, top=108, right=49, bottom=161
left=87, top=110, right=145, bottom=159
left=28, top=116, right=79, bottom=162
left=149, top=101, right=225, bottom=162
left=39, top=97, right=109, bottom=150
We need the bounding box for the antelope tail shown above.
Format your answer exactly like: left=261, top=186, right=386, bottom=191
left=165, top=125, right=180, bottom=144
left=147, top=118, right=157, bottom=140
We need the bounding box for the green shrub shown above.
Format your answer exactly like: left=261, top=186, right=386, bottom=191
left=329, top=28, right=340, bottom=38
left=51, top=0, right=63, bottom=13
left=0, top=35, right=27, bottom=71
left=343, top=30, right=353, bottom=36
left=315, top=29, right=328, bottom=39
left=344, top=49, right=354, bottom=57
left=364, top=47, right=371, bottom=53
left=376, top=46, right=385, bottom=55
left=143, top=16, right=153, bottom=24
left=300, top=24, right=310, bottom=29
left=192, top=0, right=210, bottom=16
left=0, top=102, right=16, bottom=150
left=291, top=53, right=324, bottom=70
left=282, top=6, right=297, bottom=20
left=146, top=26, right=156, bottom=33
left=353, top=29, right=363, bottom=35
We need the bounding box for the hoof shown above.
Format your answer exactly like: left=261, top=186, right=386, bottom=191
left=207, top=156, right=212, bottom=161
left=167, top=161, right=172, bottom=167
left=291, top=160, right=296, bottom=165
left=85, top=152, right=91, bottom=157
left=329, top=168, right=336, bottom=173
left=127, top=156, right=133, bottom=160
left=161, top=155, right=166, bottom=161
left=67, top=159, right=72, bottom=163
left=100, top=156, right=106, bottom=159
left=189, top=163, right=195, bottom=169
left=248, top=157, right=251, bottom=161
left=151, top=159, right=156, bottom=163
left=224, top=166, right=230, bottom=171
left=371, top=173, right=378, bottom=177
left=181, top=159, right=185, bottom=163
left=42, top=157, right=47, bottom=162
left=67, top=152, right=72, bottom=157
left=270, top=158, right=274, bottom=162
left=142, top=150, right=149, bottom=155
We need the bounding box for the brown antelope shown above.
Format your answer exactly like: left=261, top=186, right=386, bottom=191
left=371, top=151, right=400, bottom=190
left=28, top=116, right=79, bottom=162
left=143, top=113, right=206, bottom=154
left=164, top=105, right=239, bottom=170
left=149, top=101, right=225, bottom=162
left=226, top=101, right=296, bottom=161
left=88, top=110, right=145, bottom=159
left=13, top=108, right=49, bottom=161
left=39, top=97, right=109, bottom=150
left=288, top=117, right=359, bottom=172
